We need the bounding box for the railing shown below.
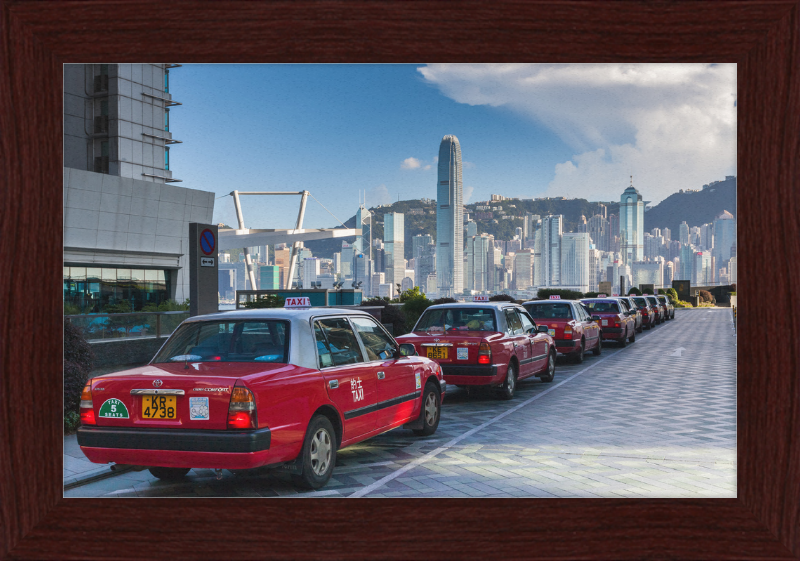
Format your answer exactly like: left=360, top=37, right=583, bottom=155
left=64, top=311, right=189, bottom=341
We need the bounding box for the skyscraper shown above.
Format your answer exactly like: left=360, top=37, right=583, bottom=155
left=384, top=212, right=405, bottom=288
left=713, top=210, right=736, bottom=270
left=436, top=135, right=464, bottom=297
left=560, top=233, right=590, bottom=292
left=619, top=179, right=644, bottom=265
left=541, top=215, right=563, bottom=286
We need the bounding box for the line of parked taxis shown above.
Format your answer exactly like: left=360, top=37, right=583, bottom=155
left=77, top=293, right=675, bottom=489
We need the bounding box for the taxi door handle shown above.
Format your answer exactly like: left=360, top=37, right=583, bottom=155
left=377, top=372, right=385, bottom=380
left=329, top=380, right=339, bottom=389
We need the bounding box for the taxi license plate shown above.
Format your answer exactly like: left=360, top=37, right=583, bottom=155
left=426, top=346, right=448, bottom=360
left=601, top=320, right=608, bottom=326
left=141, top=395, right=177, bottom=419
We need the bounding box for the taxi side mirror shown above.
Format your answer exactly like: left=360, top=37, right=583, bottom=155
left=397, top=343, right=417, bottom=357
left=537, top=325, right=549, bottom=333
left=526, top=326, right=537, bottom=334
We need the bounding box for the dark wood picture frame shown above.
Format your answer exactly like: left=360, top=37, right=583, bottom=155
left=1, top=1, right=798, bottom=559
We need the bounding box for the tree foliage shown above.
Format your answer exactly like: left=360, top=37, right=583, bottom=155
left=361, top=298, right=408, bottom=336
left=627, top=287, right=642, bottom=296
left=64, top=319, right=95, bottom=427
left=536, top=288, right=584, bottom=300
left=698, top=290, right=715, bottom=304
left=430, top=297, right=457, bottom=305
left=488, top=294, right=516, bottom=302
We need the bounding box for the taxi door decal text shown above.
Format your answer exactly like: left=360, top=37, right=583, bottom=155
left=350, top=377, right=364, bottom=403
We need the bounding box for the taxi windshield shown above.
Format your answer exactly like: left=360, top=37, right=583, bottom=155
left=152, top=320, right=289, bottom=364
left=415, top=308, right=497, bottom=332
left=645, top=296, right=659, bottom=306
left=632, top=297, right=648, bottom=307
left=524, top=303, right=573, bottom=320
left=582, top=301, right=620, bottom=313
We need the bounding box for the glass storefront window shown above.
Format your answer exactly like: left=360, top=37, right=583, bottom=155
left=63, top=266, right=173, bottom=315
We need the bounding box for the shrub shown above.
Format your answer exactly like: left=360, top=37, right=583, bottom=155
left=488, top=294, right=515, bottom=302
left=242, top=294, right=285, bottom=308
left=628, top=287, right=642, bottom=296
left=142, top=298, right=190, bottom=312
left=583, top=292, right=600, bottom=298
left=698, top=290, right=714, bottom=304
left=402, top=294, right=433, bottom=332
left=361, top=298, right=408, bottom=336
left=64, top=319, right=94, bottom=424
left=430, top=297, right=457, bottom=305
left=537, top=288, right=584, bottom=300
left=64, top=410, right=81, bottom=434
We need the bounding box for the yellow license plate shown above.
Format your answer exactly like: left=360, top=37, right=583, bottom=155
left=141, top=395, right=177, bottom=419
left=426, top=347, right=449, bottom=360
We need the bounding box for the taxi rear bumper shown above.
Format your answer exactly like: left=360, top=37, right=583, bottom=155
left=601, top=327, right=625, bottom=338
left=77, top=425, right=272, bottom=454
left=441, top=364, right=502, bottom=386
left=554, top=339, right=580, bottom=354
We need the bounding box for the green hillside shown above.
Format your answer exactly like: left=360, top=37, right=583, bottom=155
left=643, top=177, right=736, bottom=235
left=305, top=197, right=620, bottom=260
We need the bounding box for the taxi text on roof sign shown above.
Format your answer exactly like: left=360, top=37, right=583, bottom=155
left=473, top=295, right=489, bottom=302
left=549, top=295, right=561, bottom=300
left=284, top=297, right=311, bottom=308
left=597, top=294, right=607, bottom=297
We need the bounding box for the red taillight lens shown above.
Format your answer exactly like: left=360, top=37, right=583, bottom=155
left=79, top=383, right=96, bottom=425
left=478, top=342, right=492, bottom=365
left=228, top=386, right=257, bottom=429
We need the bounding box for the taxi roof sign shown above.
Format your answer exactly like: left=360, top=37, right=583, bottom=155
left=284, top=297, right=311, bottom=308
left=612, top=293, right=619, bottom=296
left=597, top=294, right=607, bottom=297
left=473, top=295, right=489, bottom=302
left=549, top=295, right=561, bottom=299
left=643, top=293, right=650, bottom=296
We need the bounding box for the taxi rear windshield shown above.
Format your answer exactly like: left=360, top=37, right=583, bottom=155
left=632, top=297, right=648, bottom=307
left=645, top=296, right=659, bottom=306
left=152, top=320, right=289, bottom=364
left=524, top=303, right=573, bottom=320
left=415, top=308, right=498, bottom=332
left=581, top=301, right=620, bottom=313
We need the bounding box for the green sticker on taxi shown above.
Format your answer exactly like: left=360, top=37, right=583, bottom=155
left=98, top=398, right=129, bottom=419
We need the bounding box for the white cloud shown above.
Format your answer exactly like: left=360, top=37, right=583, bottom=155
left=463, top=161, right=476, bottom=169
left=463, top=185, right=474, bottom=203
left=401, top=157, right=421, bottom=170
left=366, top=184, right=392, bottom=207
left=418, top=63, right=736, bottom=204
left=423, top=164, right=431, bottom=170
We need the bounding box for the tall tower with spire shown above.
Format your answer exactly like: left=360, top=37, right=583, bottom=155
left=619, top=176, right=644, bottom=265
left=436, top=135, right=464, bottom=297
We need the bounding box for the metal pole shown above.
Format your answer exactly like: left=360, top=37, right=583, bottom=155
left=232, top=190, right=258, bottom=291
left=287, top=190, right=309, bottom=290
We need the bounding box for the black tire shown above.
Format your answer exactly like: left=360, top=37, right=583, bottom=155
left=148, top=467, right=191, bottom=481
left=292, top=415, right=337, bottom=490
left=637, top=322, right=643, bottom=334
left=645, top=323, right=651, bottom=330
left=592, top=336, right=602, bottom=356
left=619, top=333, right=627, bottom=347
left=629, top=328, right=636, bottom=343
left=497, top=362, right=517, bottom=400
left=413, top=382, right=441, bottom=436
left=573, top=339, right=585, bottom=364
left=539, top=349, right=556, bottom=382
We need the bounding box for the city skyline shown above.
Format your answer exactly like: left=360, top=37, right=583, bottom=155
left=165, top=64, right=736, bottom=232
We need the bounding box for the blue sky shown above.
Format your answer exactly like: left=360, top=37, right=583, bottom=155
left=169, top=64, right=736, bottom=230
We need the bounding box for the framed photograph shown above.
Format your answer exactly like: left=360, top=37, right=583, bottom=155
left=2, top=1, right=798, bottom=558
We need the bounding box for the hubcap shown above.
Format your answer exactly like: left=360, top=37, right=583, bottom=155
left=507, top=367, right=515, bottom=391
left=309, top=428, right=332, bottom=476
left=549, top=354, right=555, bottom=375
left=424, top=392, right=438, bottom=425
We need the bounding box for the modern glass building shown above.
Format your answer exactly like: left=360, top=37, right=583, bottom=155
left=63, top=267, right=170, bottom=314
left=384, top=212, right=405, bottom=288
left=436, top=135, right=464, bottom=297
left=560, top=232, right=590, bottom=292
left=713, top=210, right=737, bottom=273
left=620, top=182, right=645, bottom=265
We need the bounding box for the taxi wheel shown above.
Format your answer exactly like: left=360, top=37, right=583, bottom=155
left=148, top=467, right=191, bottom=481
left=413, top=382, right=441, bottom=436
left=539, top=349, right=556, bottom=382
left=497, top=362, right=517, bottom=400
left=629, top=329, right=636, bottom=343
left=592, top=336, right=602, bottom=356
left=293, top=415, right=337, bottom=490
left=619, top=333, right=627, bottom=347
left=637, top=323, right=643, bottom=334
left=573, top=340, right=585, bottom=364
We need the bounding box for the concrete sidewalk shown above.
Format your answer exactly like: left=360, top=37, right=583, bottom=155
left=64, top=433, right=132, bottom=490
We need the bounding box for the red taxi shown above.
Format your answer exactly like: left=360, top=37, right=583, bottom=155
left=395, top=300, right=556, bottom=400
left=630, top=295, right=657, bottom=329
left=657, top=294, right=675, bottom=320
left=77, top=299, right=445, bottom=489
left=522, top=297, right=602, bottom=363
left=643, top=295, right=664, bottom=324
left=580, top=298, right=636, bottom=346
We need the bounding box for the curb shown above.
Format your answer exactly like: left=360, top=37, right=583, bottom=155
left=64, top=464, right=135, bottom=491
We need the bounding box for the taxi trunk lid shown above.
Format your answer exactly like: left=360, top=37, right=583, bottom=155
left=87, top=363, right=268, bottom=430
left=402, top=331, right=503, bottom=364
left=535, top=319, right=576, bottom=341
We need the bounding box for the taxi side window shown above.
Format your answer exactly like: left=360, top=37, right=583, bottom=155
left=350, top=317, right=396, bottom=361
left=518, top=310, right=536, bottom=333
left=504, top=309, right=524, bottom=335
left=575, top=305, right=587, bottom=322
left=314, top=318, right=365, bottom=368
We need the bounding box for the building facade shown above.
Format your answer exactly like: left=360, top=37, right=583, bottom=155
left=63, top=64, right=215, bottom=314
left=384, top=212, right=405, bottom=288
left=436, top=135, right=464, bottom=297
left=619, top=181, right=644, bottom=265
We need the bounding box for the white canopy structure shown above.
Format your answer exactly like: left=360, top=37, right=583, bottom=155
left=219, top=191, right=360, bottom=290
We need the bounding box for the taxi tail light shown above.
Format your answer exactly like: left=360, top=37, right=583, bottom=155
left=228, top=386, right=257, bottom=430
left=79, top=383, right=96, bottom=425
left=478, top=341, right=492, bottom=365
left=564, top=327, right=573, bottom=337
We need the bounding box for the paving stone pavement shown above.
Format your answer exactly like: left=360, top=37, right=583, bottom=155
left=65, top=308, right=736, bottom=498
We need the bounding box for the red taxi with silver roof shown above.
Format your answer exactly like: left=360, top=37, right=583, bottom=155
left=77, top=297, right=444, bottom=489
left=580, top=295, right=636, bottom=346
left=522, top=295, right=602, bottom=363
left=395, top=295, right=556, bottom=400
